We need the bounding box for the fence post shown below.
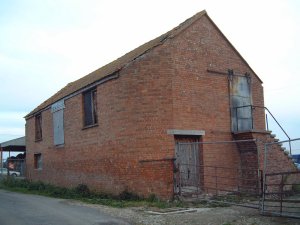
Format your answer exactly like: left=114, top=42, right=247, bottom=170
left=251, top=105, right=254, bottom=129
left=237, top=168, right=240, bottom=193
left=0, top=147, right=2, bottom=171
left=261, top=173, right=267, bottom=214
left=261, top=143, right=268, bottom=214
left=215, top=167, right=218, bottom=195
left=178, top=163, right=182, bottom=196
left=236, top=107, right=239, bottom=131
left=280, top=174, right=284, bottom=215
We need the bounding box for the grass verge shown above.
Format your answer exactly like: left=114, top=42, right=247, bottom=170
left=0, top=177, right=237, bottom=209
left=0, top=177, right=184, bottom=208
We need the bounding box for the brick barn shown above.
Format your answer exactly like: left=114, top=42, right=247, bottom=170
left=25, top=10, right=296, bottom=199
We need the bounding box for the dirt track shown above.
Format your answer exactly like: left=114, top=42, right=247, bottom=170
left=1, top=189, right=299, bottom=225
left=75, top=201, right=300, bottom=225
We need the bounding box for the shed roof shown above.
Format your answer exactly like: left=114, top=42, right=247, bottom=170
left=0, top=136, right=26, bottom=152
left=25, top=10, right=260, bottom=118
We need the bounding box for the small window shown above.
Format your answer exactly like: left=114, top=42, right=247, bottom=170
left=83, top=89, right=98, bottom=127
left=35, top=114, right=42, bottom=141
left=34, top=153, right=42, bottom=169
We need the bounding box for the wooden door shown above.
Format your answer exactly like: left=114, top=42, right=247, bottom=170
left=175, top=136, right=201, bottom=189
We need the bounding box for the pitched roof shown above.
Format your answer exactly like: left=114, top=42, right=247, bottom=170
left=25, top=10, right=207, bottom=118
left=25, top=10, right=260, bottom=118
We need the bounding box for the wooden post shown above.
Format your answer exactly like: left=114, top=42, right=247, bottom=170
left=0, top=147, right=2, bottom=169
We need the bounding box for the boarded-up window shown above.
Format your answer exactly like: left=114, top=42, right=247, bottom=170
left=230, top=73, right=252, bottom=132
left=35, top=114, right=42, bottom=141
left=51, top=101, right=65, bottom=146
left=83, top=89, right=98, bottom=126
left=34, top=153, right=42, bottom=169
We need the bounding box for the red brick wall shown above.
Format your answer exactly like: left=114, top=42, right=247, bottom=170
left=26, top=43, right=176, bottom=199
left=233, top=131, right=298, bottom=193
left=167, top=15, right=264, bottom=191
left=26, top=14, right=265, bottom=199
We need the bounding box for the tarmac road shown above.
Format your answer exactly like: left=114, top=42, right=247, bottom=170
left=0, top=189, right=131, bottom=225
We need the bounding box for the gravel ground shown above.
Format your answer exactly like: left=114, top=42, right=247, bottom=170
left=71, top=201, right=300, bottom=225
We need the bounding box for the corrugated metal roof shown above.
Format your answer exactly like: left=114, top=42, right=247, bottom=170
left=0, top=136, right=25, bottom=148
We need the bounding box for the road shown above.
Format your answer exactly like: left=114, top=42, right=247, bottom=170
left=0, top=189, right=131, bottom=225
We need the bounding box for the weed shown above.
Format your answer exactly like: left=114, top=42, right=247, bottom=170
left=74, top=184, right=90, bottom=197
left=0, top=178, right=186, bottom=209
left=28, top=181, right=46, bottom=191
left=147, top=193, right=158, bottom=202
left=118, top=190, right=140, bottom=201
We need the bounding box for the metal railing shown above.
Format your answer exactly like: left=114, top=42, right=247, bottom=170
left=175, top=163, right=262, bottom=194
left=233, top=105, right=292, bottom=154
left=261, top=170, right=300, bottom=218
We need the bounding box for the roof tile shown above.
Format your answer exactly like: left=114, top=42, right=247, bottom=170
left=26, top=10, right=207, bottom=118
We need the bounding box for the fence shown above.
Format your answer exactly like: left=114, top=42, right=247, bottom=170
left=174, top=139, right=262, bottom=208
left=175, top=164, right=261, bottom=197
left=261, top=138, right=300, bottom=218
left=261, top=171, right=300, bottom=218
left=174, top=138, right=300, bottom=215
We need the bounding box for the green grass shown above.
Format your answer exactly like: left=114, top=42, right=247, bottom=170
left=0, top=178, right=185, bottom=208
left=0, top=178, right=238, bottom=209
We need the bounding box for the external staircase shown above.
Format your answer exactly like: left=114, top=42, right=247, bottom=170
left=231, top=105, right=299, bottom=194
left=233, top=130, right=297, bottom=173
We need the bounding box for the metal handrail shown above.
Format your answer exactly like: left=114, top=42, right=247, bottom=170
left=233, top=105, right=292, bottom=154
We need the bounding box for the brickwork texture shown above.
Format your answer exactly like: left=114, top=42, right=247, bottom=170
left=25, top=12, right=294, bottom=199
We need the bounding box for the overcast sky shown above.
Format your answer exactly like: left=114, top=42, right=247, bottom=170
left=0, top=0, right=299, bottom=152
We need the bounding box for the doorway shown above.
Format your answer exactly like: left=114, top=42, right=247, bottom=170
left=174, top=135, right=202, bottom=195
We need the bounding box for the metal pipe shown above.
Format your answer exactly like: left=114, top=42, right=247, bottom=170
left=215, top=167, right=218, bottom=195
left=251, top=105, right=254, bottom=129
left=177, top=139, right=257, bottom=145
left=0, top=147, right=2, bottom=172
left=264, top=107, right=291, bottom=140
left=261, top=143, right=268, bottom=214
left=280, top=174, right=283, bottom=215
left=233, top=105, right=292, bottom=153
left=266, top=137, right=300, bottom=145
left=266, top=114, right=269, bottom=131
left=236, top=107, right=239, bottom=131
